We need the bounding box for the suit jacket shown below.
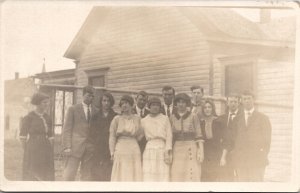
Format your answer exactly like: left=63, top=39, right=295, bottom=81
left=62, top=103, right=98, bottom=158
left=232, top=110, right=272, bottom=167
left=132, top=106, right=150, bottom=118
left=217, top=110, right=243, bottom=152
left=160, top=104, right=177, bottom=117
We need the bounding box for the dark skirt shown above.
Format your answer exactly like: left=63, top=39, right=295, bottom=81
left=22, top=136, right=54, bottom=181
left=201, top=139, right=222, bottom=182
left=91, top=158, right=112, bottom=181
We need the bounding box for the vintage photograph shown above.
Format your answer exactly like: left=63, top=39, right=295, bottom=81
left=1, top=0, right=299, bottom=192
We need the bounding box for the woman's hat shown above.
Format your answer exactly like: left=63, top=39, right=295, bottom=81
left=119, top=94, right=134, bottom=107
left=147, top=97, right=161, bottom=108
left=31, top=92, right=50, bottom=105
left=174, top=93, right=191, bottom=107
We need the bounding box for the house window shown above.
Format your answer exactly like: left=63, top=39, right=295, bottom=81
left=88, top=75, right=105, bottom=87
left=84, top=67, right=110, bottom=108
left=84, top=67, right=109, bottom=87
left=225, top=63, right=253, bottom=96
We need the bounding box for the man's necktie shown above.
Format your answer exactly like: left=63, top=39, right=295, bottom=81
left=246, top=112, right=251, bottom=126
left=87, top=107, right=91, bottom=123
left=140, top=109, right=143, bottom=118
left=167, top=105, right=170, bottom=117
left=227, top=112, right=235, bottom=127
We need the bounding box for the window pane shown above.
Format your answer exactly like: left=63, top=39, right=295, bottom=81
left=225, top=63, right=253, bottom=95
left=89, top=76, right=105, bottom=87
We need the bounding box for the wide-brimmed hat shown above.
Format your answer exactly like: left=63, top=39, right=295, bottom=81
left=31, top=92, right=50, bottom=105
left=174, top=93, right=191, bottom=107
left=119, top=94, right=134, bottom=107
left=147, top=97, right=161, bottom=108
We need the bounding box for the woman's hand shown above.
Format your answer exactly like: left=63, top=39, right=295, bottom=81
left=49, top=138, right=54, bottom=146
left=220, top=156, right=226, bottom=166
left=220, top=149, right=228, bottom=166
left=164, top=150, right=172, bottom=165
left=196, top=148, right=204, bottom=163
left=20, top=139, right=26, bottom=150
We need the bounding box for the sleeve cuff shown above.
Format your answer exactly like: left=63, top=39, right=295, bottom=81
left=48, top=137, right=54, bottom=140
left=196, top=139, right=205, bottom=143
left=19, top=136, right=27, bottom=139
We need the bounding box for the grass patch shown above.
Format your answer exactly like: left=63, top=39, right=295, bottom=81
left=4, top=135, right=66, bottom=181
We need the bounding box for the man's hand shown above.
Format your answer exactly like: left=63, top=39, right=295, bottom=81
left=63, top=148, right=72, bottom=156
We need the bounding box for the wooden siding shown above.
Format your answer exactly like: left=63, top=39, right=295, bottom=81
left=213, top=56, right=294, bottom=182
left=256, top=59, right=294, bottom=182
left=76, top=7, right=211, bottom=96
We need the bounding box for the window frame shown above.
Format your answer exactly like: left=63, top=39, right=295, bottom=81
left=218, top=54, right=258, bottom=97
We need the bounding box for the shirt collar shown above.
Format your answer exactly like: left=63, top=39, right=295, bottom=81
left=136, top=106, right=144, bottom=112
left=229, top=109, right=239, bottom=115
left=164, top=103, right=173, bottom=108
left=82, top=102, right=90, bottom=108
left=244, top=108, right=254, bottom=115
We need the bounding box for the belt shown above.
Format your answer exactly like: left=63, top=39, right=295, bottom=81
left=148, top=137, right=165, bottom=142
left=174, top=132, right=195, bottom=141
left=29, top=135, right=49, bottom=139
left=117, top=136, right=135, bottom=140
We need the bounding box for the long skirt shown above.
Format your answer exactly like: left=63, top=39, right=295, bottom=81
left=111, top=137, right=142, bottom=181
left=22, top=136, right=54, bottom=181
left=171, top=140, right=201, bottom=182
left=143, top=139, right=170, bottom=181
left=201, top=140, right=222, bottom=182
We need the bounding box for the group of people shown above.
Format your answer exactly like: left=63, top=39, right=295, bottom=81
left=19, top=85, right=272, bottom=182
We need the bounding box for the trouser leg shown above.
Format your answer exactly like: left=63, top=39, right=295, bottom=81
left=235, top=166, right=265, bottom=182
left=80, top=150, right=94, bottom=181
left=63, top=156, right=81, bottom=181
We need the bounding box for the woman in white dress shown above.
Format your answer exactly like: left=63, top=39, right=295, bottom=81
left=141, top=97, right=172, bottom=181
left=109, top=95, right=143, bottom=181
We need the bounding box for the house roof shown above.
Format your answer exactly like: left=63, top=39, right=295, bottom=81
left=64, top=7, right=296, bottom=60
left=35, top=68, right=75, bottom=79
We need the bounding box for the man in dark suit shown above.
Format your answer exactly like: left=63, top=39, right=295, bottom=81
left=132, top=91, right=150, bottom=154
left=231, top=90, right=272, bottom=181
left=132, top=91, right=150, bottom=118
left=62, top=85, right=98, bottom=181
left=161, top=85, right=176, bottom=117
left=218, top=93, right=242, bottom=181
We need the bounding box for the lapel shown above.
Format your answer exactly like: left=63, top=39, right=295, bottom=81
left=91, top=106, right=98, bottom=119
left=247, top=110, right=257, bottom=128
left=238, top=110, right=247, bottom=129
left=132, top=106, right=137, bottom=114
left=78, top=103, right=87, bottom=121
left=174, top=111, right=191, bottom=120
left=160, top=106, right=166, bottom=115
left=172, top=106, right=177, bottom=115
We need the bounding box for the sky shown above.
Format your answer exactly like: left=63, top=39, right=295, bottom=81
left=1, top=1, right=93, bottom=80
left=1, top=1, right=297, bottom=81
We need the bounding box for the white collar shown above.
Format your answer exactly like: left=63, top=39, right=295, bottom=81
left=229, top=109, right=239, bottom=115
left=164, top=103, right=173, bottom=108
left=244, top=108, right=254, bottom=114
left=82, top=102, right=91, bottom=108
left=136, top=106, right=145, bottom=112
